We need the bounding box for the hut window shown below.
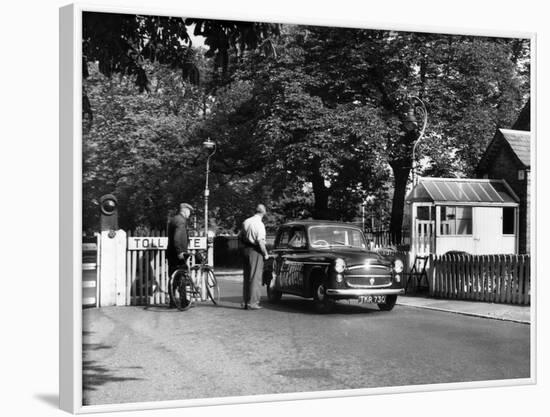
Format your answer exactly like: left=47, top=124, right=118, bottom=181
left=417, top=206, right=435, bottom=221
left=440, top=206, right=472, bottom=235
left=502, top=207, right=515, bottom=235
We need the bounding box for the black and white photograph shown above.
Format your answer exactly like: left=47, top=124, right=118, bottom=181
left=5, top=0, right=546, bottom=416
left=74, top=5, right=535, bottom=409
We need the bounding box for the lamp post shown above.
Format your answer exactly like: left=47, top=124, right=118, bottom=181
left=361, top=201, right=366, bottom=232
left=404, top=96, right=428, bottom=185
left=203, top=138, right=216, bottom=239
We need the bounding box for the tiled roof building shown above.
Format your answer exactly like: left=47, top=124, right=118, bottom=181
left=476, top=100, right=531, bottom=253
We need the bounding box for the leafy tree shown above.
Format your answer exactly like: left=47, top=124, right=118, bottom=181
left=203, top=28, right=392, bottom=221
left=82, top=12, right=281, bottom=232
left=82, top=61, right=208, bottom=231
left=295, top=27, right=529, bottom=237
left=82, top=16, right=529, bottom=238
left=82, top=12, right=278, bottom=99
left=196, top=26, right=528, bottom=235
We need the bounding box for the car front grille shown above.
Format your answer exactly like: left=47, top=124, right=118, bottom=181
left=344, top=264, right=393, bottom=288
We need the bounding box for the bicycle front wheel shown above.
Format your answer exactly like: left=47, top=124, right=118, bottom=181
left=169, top=270, right=192, bottom=311
left=204, top=269, right=220, bottom=305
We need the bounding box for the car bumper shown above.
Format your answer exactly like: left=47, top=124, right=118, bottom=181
left=325, top=288, right=405, bottom=296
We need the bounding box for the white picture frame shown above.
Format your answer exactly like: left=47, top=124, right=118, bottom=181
left=59, top=1, right=538, bottom=414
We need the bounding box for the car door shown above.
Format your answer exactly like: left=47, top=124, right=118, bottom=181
left=278, top=227, right=308, bottom=295
left=271, top=228, right=291, bottom=291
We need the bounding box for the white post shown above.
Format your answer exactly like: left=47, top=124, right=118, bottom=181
left=411, top=203, right=417, bottom=258
left=207, top=240, right=214, bottom=267
left=434, top=205, right=440, bottom=256
left=98, top=229, right=127, bottom=306
left=95, top=232, right=100, bottom=307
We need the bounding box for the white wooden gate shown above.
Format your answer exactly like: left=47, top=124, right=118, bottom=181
left=125, top=231, right=208, bottom=306
left=93, top=229, right=210, bottom=307
left=126, top=230, right=169, bottom=305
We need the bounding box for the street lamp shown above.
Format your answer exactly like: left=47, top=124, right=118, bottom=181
left=203, top=138, right=216, bottom=240
left=404, top=96, right=428, bottom=185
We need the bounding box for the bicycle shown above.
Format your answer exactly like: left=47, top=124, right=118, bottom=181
left=168, top=250, right=220, bottom=311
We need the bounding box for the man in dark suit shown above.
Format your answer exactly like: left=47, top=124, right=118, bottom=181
left=167, top=203, right=193, bottom=307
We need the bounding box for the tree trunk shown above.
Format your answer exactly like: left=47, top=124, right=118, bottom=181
left=389, top=159, right=412, bottom=245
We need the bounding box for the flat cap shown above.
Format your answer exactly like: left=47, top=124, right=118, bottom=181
left=179, top=203, right=194, bottom=211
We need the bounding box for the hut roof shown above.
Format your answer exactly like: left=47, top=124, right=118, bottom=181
left=406, top=178, right=519, bottom=206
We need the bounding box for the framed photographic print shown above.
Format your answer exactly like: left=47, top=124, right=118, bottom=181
left=60, top=2, right=536, bottom=414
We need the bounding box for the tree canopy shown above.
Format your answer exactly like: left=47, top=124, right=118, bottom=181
left=82, top=14, right=530, bottom=236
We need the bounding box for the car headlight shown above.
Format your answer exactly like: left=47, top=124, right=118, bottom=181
left=334, top=258, right=346, bottom=273
left=393, top=259, right=404, bottom=274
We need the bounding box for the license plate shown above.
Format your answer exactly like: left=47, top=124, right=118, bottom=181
left=359, top=295, right=386, bottom=304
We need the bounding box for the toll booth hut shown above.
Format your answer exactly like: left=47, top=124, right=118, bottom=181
left=406, top=178, right=519, bottom=256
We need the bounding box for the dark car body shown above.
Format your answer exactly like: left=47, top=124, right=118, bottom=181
left=263, top=220, right=405, bottom=313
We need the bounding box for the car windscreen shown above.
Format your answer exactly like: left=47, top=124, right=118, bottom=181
left=308, top=226, right=367, bottom=249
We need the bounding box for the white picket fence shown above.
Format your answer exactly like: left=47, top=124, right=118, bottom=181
left=430, top=253, right=531, bottom=305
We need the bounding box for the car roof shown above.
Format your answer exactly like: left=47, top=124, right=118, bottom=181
left=281, top=220, right=362, bottom=229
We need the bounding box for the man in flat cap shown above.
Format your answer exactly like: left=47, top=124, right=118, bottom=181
left=167, top=202, right=193, bottom=307
left=239, top=204, right=269, bottom=310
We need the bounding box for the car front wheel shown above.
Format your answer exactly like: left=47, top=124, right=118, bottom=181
left=378, top=294, right=397, bottom=311
left=313, top=281, right=335, bottom=313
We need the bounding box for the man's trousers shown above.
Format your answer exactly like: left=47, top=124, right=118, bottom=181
left=242, top=246, right=264, bottom=306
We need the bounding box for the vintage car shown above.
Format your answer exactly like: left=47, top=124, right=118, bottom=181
left=263, top=220, right=405, bottom=313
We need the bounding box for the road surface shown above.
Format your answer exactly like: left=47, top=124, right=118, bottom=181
left=82, top=277, right=530, bottom=406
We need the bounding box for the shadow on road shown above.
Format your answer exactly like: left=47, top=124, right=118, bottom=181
left=142, top=304, right=182, bottom=313
left=83, top=358, right=143, bottom=393
left=218, top=295, right=384, bottom=315
left=128, top=296, right=387, bottom=316
left=82, top=332, right=144, bottom=404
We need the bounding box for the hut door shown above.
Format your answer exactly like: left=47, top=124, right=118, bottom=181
left=473, top=206, right=502, bottom=254
left=415, top=220, right=435, bottom=255
left=413, top=204, right=435, bottom=255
